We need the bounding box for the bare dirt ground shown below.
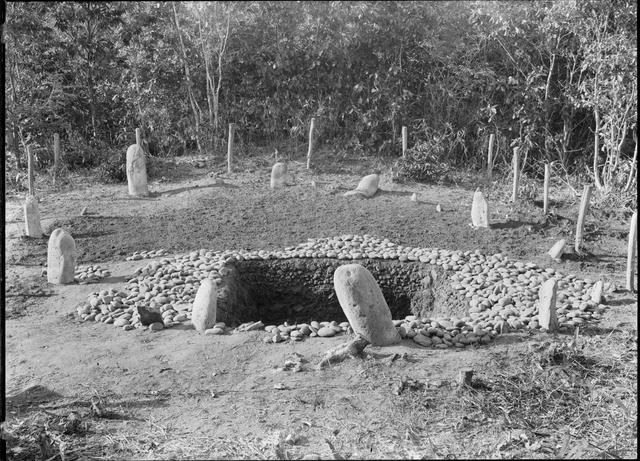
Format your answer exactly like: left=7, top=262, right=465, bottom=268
left=3, top=152, right=637, bottom=460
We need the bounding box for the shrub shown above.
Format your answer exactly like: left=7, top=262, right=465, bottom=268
left=392, top=139, right=449, bottom=183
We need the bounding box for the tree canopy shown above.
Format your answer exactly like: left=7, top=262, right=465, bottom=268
left=5, top=1, right=637, bottom=191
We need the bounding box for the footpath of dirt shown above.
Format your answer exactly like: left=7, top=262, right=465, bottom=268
left=3, top=157, right=637, bottom=459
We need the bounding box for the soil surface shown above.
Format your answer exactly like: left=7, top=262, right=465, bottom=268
left=4, top=155, right=637, bottom=459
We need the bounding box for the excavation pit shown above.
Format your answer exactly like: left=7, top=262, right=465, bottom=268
left=214, top=258, right=469, bottom=326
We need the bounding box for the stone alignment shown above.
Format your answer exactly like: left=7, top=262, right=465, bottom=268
left=270, top=162, right=288, bottom=188
left=470, top=188, right=489, bottom=228
left=333, top=264, right=401, bottom=346
left=77, top=235, right=610, bottom=346
left=47, top=228, right=76, bottom=284
left=126, top=144, right=149, bottom=196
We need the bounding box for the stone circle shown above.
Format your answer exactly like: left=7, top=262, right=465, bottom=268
left=74, top=234, right=609, bottom=348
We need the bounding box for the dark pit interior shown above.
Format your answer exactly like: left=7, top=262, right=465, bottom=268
left=214, top=258, right=469, bottom=326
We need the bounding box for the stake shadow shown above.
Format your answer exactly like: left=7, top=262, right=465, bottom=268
left=153, top=181, right=239, bottom=197
left=490, top=219, right=536, bottom=230
left=605, top=297, right=638, bottom=307
left=6, top=385, right=63, bottom=411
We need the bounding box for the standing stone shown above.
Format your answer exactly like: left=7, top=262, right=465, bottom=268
left=192, top=279, right=217, bottom=331
left=24, top=195, right=43, bottom=238
left=126, top=144, right=148, bottom=196
left=270, top=162, right=288, bottom=189
left=47, top=228, right=76, bottom=284
left=470, top=188, right=489, bottom=228
left=344, top=174, right=380, bottom=198
left=547, top=239, right=566, bottom=262
left=590, top=280, right=604, bottom=304
left=538, top=278, right=558, bottom=331
left=333, top=264, right=401, bottom=346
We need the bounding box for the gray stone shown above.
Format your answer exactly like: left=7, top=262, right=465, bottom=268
left=191, top=279, right=217, bottom=331
left=270, top=162, right=288, bottom=188
left=317, top=326, right=336, bottom=337
left=24, top=195, right=43, bottom=238
left=333, top=264, right=401, bottom=346
left=590, top=280, right=604, bottom=304
left=344, top=174, right=379, bottom=198
left=547, top=239, right=566, bottom=262
left=47, top=228, right=76, bottom=284
left=538, top=278, right=559, bottom=331
left=126, top=144, right=148, bottom=196
left=471, top=188, right=489, bottom=227
left=413, top=334, right=432, bottom=347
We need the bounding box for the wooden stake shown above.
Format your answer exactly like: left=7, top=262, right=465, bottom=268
left=626, top=211, right=637, bottom=291
left=402, top=126, right=408, bottom=159
left=511, top=147, right=519, bottom=202
left=543, top=163, right=550, bottom=214
left=306, top=117, right=316, bottom=170
left=458, top=368, right=473, bottom=387
left=487, top=133, right=495, bottom=179
left=227, top=123, right=235, bottom=174
left=27, top=145, right=35, bottom=196
left=575, top=185, right=592, bottom=253
left=53, top=133, right=61, bottom=168
left=135, top=128, right=142, bottom=147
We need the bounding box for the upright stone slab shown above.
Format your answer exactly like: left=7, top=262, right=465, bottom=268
left=270, top=162, right=288, bottom=189
left=537, top=278, right=558, bottom=331
left=590, top=280, right=604, bottom=304
left=547, top=239, right=566, bottom=262
left=126, top=144, right=148, bottom=196
left=24, top=195, right=43, bottom=238
left=333, top=264, right=401, bottom=346
left=471, top=188, right=489, bottom=227
left=192, top=279, right=217, bottom=331
left=344, top=174, right=379, bottom=198
left=47, top=228, right=76, bottom=284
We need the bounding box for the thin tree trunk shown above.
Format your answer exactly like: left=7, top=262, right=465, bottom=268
left=593, top=107, right=603, bottom=190
left=624, top=130, right=638, bottom=192
left=172, top=2, right=202, bottom=155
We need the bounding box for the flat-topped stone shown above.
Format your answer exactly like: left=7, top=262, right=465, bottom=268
left=126, top=144, right=148, bottom=196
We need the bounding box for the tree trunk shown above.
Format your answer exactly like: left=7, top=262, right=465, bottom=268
left=172, top=2, right=202, bottom=155
left=624, top=130, right=638, bottom=192
left=593, top=107, right=603, bottom=190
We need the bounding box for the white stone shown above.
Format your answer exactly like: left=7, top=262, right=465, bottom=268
left=590, top=280, right=604, bottom=304
left=410, top=193, right=417, bottom=202
left=270, top=162, right=288, bottom=188
left=47, top=228, right=76, bottom=284
left=24, top=195, right=43, bottom=238
left=191, top=279, right=217, bottom=331
left=344, top=174, right=379, bottom=198
left=333, top=264, right=401, bottom=346
left=538, top=278, right=558, bottom=331
left=126, top=144, right=149, bottom=196
left=436, top=204, right=442, bottom=212
left=548, top=239, right=565, bottom=262
left=471, top=188, right=489, bottom=227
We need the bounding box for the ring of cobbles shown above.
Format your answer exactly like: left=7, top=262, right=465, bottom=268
left=76, top=234, right=608, bottom=348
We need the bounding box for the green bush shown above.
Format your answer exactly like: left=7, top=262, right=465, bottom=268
left=97, top=149, right=127, bottom=183
left=393, top=139, right=450, bottom=183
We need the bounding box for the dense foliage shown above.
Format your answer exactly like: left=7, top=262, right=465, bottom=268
left=5, top=1, right=637, bottom=191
